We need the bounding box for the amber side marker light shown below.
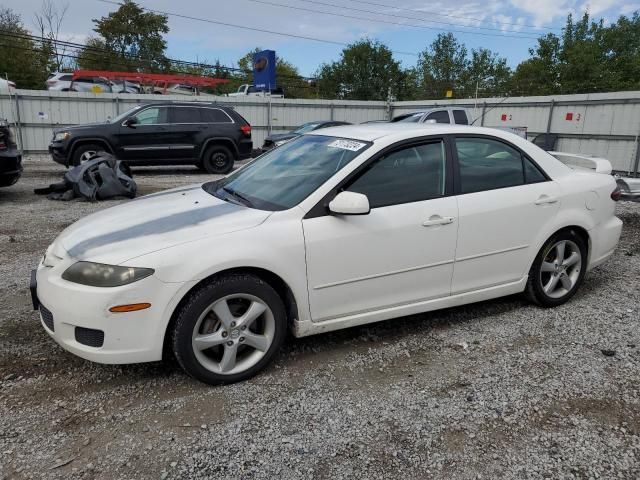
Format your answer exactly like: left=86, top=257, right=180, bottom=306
left=109, top=303, right=151, bottom=313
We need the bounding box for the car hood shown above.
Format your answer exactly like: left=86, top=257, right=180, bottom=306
left=53, top=122, right=111, bottom=134
left=56, top=185, right=272, bottom=265
left=265, top=133, right=299, bottom=142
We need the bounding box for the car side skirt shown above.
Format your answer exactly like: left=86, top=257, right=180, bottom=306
left=292, top=275, right=528, bottom=337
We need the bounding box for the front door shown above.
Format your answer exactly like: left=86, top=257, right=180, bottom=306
left=451, top=135, right=560, bottom=294
left=116, top=105, right=173, bottom=161
left=302, top=139, right=459, bottom=322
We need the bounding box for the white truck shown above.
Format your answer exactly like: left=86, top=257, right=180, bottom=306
left=227, top=84, right=284, bottom=98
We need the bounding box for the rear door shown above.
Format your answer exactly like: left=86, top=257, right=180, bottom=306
left=451, top=135, right=560, bottom=294
left=166, top=106, right=204, bottom=160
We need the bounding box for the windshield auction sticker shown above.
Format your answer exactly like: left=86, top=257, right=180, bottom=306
left=328, top=139, right=367, bottom=151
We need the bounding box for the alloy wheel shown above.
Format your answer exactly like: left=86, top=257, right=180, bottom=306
left=191, top=294, right=275, bottom=375
left=80, top=150, right=96, bottom=162
left=539, top=239, right=582, bottom=299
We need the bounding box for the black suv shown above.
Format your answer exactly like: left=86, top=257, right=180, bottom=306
left=49, top=102, right=253, bottom=174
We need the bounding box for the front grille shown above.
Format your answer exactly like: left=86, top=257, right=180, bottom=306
left=75, top=327, right=104, bottom=348
left=40, top=305, right=54, bottom=331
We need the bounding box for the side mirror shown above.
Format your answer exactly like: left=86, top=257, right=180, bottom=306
left=329, top=191, right=370, bottom=215
left=124, top=117, right=138, bottom=128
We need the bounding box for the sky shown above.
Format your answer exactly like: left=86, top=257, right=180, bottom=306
left=6, top=0, right=639, bottom=76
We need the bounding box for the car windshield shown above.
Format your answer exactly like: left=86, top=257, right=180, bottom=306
left=203, top=135, right=371, bottom=211
left=109, top=105, right=143, bottom=124
left=292, top=122, right=322, bottom=134
left=397, top=113, right=423, bottom=123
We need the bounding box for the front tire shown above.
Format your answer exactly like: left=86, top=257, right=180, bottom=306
left=202, top=145, right=234, bottom=174
left=171, top=274, right=287, bottom=385
left=526, top=230, right=587, bottom=307
left=71, top=144, right=102, bottom=166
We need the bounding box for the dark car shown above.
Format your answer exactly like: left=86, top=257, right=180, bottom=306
left=0, top=121, right=22, bottom=188
left=259, top=121, right=351, bottom=153
left=49, top=102, right=253, bottom=174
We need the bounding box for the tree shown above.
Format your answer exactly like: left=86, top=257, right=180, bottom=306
left=33, top=0, right=69, bottom=72
left=316, top=39, right=406, bottom=101
left=462, top=48, right=511, bottom=97
left=0, top=7, right=53, bottom=88
left=510, top=32, right=561, bottom=96
left=417, top=33, right=468, bottom=98
left=78, top=0, right=169, bottom=72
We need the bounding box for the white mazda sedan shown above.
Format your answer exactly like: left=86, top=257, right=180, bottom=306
left=32, top=124, right=622, bottom=385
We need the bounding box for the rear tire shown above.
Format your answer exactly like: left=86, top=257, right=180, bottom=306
left=202, top=145, right=234, bottom=174
left=71, top=144, right=102, bottom=166
left=526, top=229, right=587, bottom=307
left=171, top=274, right=287, bottom=385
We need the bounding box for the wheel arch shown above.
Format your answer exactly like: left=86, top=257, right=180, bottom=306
left=161, top=266, right=299, bottom=360
left=533, top=224, right=591, bottom=268
left=69, top=138, right=114, bottom=158
left=200, top=138, right=239, bottom=160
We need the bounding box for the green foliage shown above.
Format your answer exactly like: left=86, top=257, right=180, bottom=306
left=78, top=0, right=169, bottom=72
left=416, top=33, right=511, bottom=98
left=315, top=39, right=407, bottom=101
left=0, top=8, right=55, bottom=89
left=511, top=12, right=640, bottom=95
left=3, top=0, right=640, bottom=100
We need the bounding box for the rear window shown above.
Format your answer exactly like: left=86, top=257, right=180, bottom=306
left=170, top=107, right=200, bottom=123
left=200, top=108, right=233, bottom=123
left=453, top=110, right=469, bottom=125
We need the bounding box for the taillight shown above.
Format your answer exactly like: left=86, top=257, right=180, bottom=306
left=0, top=141, right=6, bottom=151
left=240, top=125, right=251, bottom=137
left=611, top=186, right=622, bottom=202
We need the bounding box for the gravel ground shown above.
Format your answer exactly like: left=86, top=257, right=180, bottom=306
left=1, top=156, right=639, bottom=480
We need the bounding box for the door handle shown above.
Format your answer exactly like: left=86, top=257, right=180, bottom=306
left=535, top=195, right=558, bottom=205
left=422, top=215, right=455, bottom=227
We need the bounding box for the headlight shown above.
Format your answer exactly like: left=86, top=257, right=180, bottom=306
left=274, top=139, right=290, bottom=147
left=53, top=131, right=70, bottom=142
left=62, top=262, right=154, bottom=287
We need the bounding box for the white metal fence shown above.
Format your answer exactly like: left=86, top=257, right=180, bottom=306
left=1, top=89, right=639, bottom=174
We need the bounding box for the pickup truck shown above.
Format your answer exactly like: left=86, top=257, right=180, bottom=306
left=392, top=107, right=471, bottom=125
left=228, top=84, right=285, bottom=98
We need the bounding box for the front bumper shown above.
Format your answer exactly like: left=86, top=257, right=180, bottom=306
left=49, top=142, right=70, bottom=166
left=34, top=262, right=186, bottom=364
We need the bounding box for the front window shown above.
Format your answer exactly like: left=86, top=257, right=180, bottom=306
left=425, top=111, right=451, bottom=123
left=110, top=105, right=143, bottom=124
left=347, top=141, right=446, bottom=208
left=133, top=106, right=168, bottom=125
left=204, top=135, right=371, bottom=211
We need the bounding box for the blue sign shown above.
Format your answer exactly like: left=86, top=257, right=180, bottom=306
left=253, top=50, right=276, bottom=90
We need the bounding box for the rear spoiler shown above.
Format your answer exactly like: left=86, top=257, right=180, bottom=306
left=548, top=151, right=612, bottom=175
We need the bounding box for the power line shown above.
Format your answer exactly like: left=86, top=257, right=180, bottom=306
left=291, top=0, right=545, bottom=36
left=347, top=0, right=561, bottom=31
left=0, top=29, right=319, bottom=87
left=97, top=0, right=420, bottom=57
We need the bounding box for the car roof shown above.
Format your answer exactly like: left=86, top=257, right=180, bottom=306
left=140, top=101, right=231, bottom=108
left=306, top=123, right=514, bottom=143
